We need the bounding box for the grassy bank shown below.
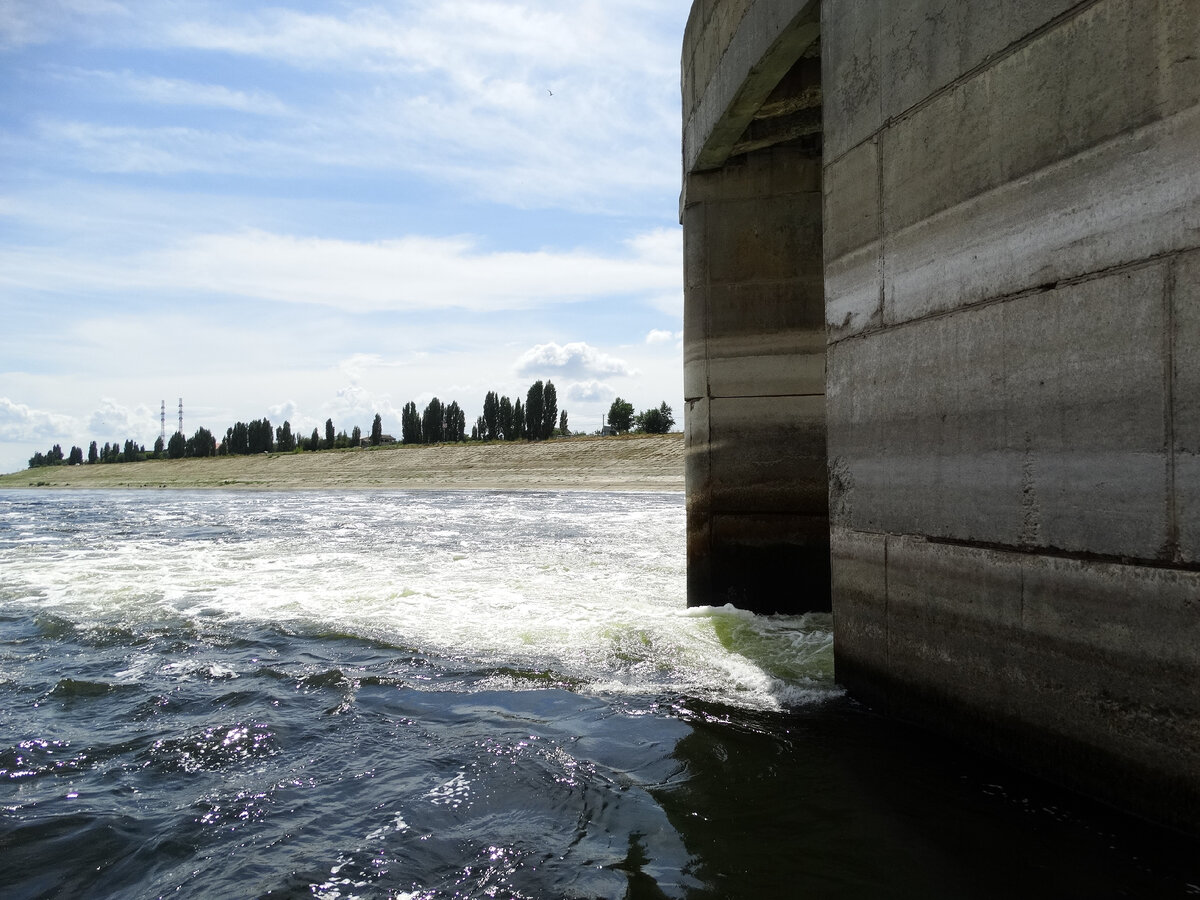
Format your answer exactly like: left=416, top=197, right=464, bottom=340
left=0, top=434, right=684, bottom=492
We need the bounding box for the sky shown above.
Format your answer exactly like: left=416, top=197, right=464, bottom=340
left=0, top=0, right=692, bottom=472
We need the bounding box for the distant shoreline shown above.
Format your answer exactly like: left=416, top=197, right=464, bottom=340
left=0, top=434, right=684, bottom=493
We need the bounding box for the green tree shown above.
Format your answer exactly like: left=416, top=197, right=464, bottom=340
left=511, top=399, right=524, bottom=441
left=88, top=441, right=99, bottom=464
left=351, top=425, right=362, bottom=446
left=607, top=397, right=634, bottom=434
left=248, top=418, right=273, bottom=453
left=68, top=446, right=84, bottom=465
left=402, top=402, right=421, bottom=444
left=308, top=427, right=321, bottom=451
left=482, top=391, right=499, bottom=440
left=559, top=409, right=569, bottom=437
left=444, top=400, right=466, bottom=442
left=422, top=398, right=445, bottom=443
left=188, top=428, right=215, bottom=457
left=371, top=413, right=383, bottom=446
left=325, top=418, right=335, bottom=449
left=498, top=396, right=514, bottom=440
left=227, top=421, right=249, bottom=455
left=635, top=402, right=675, bottom=435
left=276, top=421, right=295, bottom=452
left=168, top=432, right=186, bottom=459
left=541, top=381, right=557, bottom=440
left=525, top=380, right=544, bottom=441
left=153, top=435, right=164, bottom=456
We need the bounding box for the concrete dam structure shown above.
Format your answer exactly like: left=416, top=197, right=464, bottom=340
left=681, top=0, right=1199, bottom=832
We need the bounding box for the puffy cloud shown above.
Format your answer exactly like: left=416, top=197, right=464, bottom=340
left=325, top=385, right=402, bottom=430
left=0, top=397, right=76, bottom=442
left=564, top=380, right=615, bottom=403
left=268, top=399, right=299, bottom=424
left=86, top=398, right=157, bottom=440
left=514, top=342, right=635, bottom=379
left=645, top=329, right=678, bottom=344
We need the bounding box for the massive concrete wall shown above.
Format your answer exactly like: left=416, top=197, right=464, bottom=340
left=683, top=0, right=1200, bottom=832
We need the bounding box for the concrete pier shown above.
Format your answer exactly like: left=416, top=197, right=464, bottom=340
left=682, top=0, right=1200, bottom=832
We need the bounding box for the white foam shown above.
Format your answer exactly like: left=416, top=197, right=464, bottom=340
left=0, top=491, right=837, bottom=711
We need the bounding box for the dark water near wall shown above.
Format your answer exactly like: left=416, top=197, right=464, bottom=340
left=0, top=490, right=1196, bottom=899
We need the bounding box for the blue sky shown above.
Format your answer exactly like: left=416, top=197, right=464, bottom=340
left=0, top=0, right=691, bottom=472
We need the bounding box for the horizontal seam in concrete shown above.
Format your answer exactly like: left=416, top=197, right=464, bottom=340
left=709, top=392, right=825, bottom=400
left=822, top=0, right=1104, bottom=170
left=838, top=528, right=1200, bottom=574
left=826, top=245, right=1200, bottom=350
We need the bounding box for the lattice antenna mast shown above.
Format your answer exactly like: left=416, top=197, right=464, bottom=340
left=178, top=398, right=183, bottom=436
left=160, top=401, right=166, bottom=444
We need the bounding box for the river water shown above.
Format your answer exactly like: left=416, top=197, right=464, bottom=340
left=0, top=489, right=1196, bottom=899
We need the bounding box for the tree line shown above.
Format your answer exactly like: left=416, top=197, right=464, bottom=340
left=25, top=382, right=675, bottom=469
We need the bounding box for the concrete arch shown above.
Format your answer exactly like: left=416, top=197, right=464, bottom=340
left=682, top=0, right=1200, bottom=833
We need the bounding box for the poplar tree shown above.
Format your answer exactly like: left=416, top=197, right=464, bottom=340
left=402, top=402, right=421, bottom=444
left=511, top=399, right=524, bottom=440
left=541, top=381, right=557, bottom=440
left=247, top=418, right=273, bottom=453
left=371, top=413, right=383, bottom=446
left=276, top=421, right=295, bottom=452
left=325, top=418, right=335, bottom=449
left=444, top=400, right=466, bottom=442
left=525, top=381, right=543, bottom=440
left=559, top=410, right=569, bottom=437
left=482, top=391, right=499, bottom=440
left=422, top=398, right=445, bottom=443
left=498, top=396, right=514, bottom=440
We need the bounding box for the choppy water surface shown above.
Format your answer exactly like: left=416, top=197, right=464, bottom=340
left=0, top=490, right=1196, bottom=899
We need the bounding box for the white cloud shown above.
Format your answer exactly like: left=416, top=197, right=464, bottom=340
left=268, top=400, right=299, bottom=425
left=0, top=228, right=681, bottom=313
left=145, top=4, right=681, bottom=211
left=69, top=69, right=291, bottom=115
left=86, top=397, right=157, bottom=441
left=564, top=380, right=615, bottom=403
left=0, top=0, right=131, bottom=49
left=645, top=329, right=676, bottom=344
left=325, top=384, right=402, bottom=430
left=38, top=120, right=314, bottom=176
left=0, top=397, right=76, bottom=442
left=514, top=342, right=635, bottom=379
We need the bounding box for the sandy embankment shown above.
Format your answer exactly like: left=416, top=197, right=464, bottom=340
left=0, top=434, right=684, bottom=492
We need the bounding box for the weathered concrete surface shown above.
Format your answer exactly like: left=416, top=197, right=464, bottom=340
left=683, top=26, right=829, bottom=613
left=683, top=0, right=1200, bottom=832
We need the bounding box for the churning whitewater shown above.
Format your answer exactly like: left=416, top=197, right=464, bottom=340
left=2, top=490, right=1195, bottom=899
left=0, top=490, right=833, bottom=710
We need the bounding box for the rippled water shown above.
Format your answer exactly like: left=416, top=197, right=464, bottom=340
left=1, top=490, right=1196, bottom=899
